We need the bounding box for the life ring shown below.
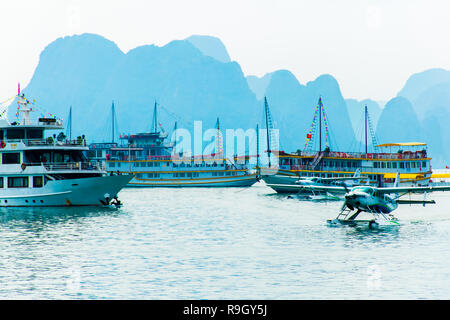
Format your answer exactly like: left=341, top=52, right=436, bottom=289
left=21, top=163, right=26, bottom=171
left=0, top=141, right=5, bottom=149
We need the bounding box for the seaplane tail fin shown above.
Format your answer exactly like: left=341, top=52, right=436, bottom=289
left=353, top=168, right=361, bottom=178
left=394, top=172, right=400, bottom=188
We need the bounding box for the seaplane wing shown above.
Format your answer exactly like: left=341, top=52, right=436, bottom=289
left=313, top=176, right=360, bottom=182
left=396, top=199, right=436, bottom=205
left=270, top=184, right=348, bottom=193
left=377, top=185, right=450, bottom=194
left=311, top=169, right=362, bottom=182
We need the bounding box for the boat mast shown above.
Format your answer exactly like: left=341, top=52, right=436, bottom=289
left=264, top=97, right=271, bottom=167
left=112, top=101, right=115, bottom=143
left=173, top=121, right=177, bottom=148
left=365, top=105, right=368, bottom=154
left=215, top=117, right=222, bottom=157
left=152, top=101, right=158, bottom=133
left=256, top=123, right=260, bottom=169
left=319, top=97, right=322, bottom=152
left=68, top=106, right=72, bottom=140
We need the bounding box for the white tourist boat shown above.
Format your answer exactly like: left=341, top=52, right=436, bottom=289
left=0, top=93, right=132, bottom=206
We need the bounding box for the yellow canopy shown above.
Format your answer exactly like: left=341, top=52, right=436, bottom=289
left=431, top=173, right=450, bottom=178
left=383, top=173, right=425, bottom=179
left=376, top=142, right=427, bottom=147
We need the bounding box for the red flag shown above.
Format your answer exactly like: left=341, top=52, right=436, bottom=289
left=307, top=133, right=312, bottom=139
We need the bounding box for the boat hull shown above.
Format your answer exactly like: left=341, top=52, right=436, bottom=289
left=0, top=174, right=133, bottom=207
left=128, top=174, right=258, bottom=187
left=262, top=174, right=302, bottom=193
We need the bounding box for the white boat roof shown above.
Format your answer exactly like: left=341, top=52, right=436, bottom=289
left=0, top=118, right=64, bottom=130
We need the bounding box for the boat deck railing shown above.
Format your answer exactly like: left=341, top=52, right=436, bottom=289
left=277, top=164, right=429, bottom=174
left=280, top=150, right=428, bottom=160
left=6, top=139, right=87, bottom=147
left=24, top=162, right=101, bottom=171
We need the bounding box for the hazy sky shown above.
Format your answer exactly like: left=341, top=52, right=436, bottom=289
left=0, top=0, right=449, bottom=103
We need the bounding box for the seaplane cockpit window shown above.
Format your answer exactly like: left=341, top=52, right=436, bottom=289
left=354, top=186, right=373, bottom=194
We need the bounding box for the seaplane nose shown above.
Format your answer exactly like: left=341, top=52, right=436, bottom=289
left=345, top=193, right=355, bottom=200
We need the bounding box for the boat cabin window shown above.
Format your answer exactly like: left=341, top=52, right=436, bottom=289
left=33, top=176, right=43, bottom=188
left=27, top=129, right=44, bottom=139
left=0, top=177, right=3, bottom=188
left=7, top=129, right=25, bottom=140
left=0, top=130, right=3, bottom=140
left=8, top=176, right=29, bottom=188
left=54, top=152, right=71, bottom=163
left=24, top=150, right=86, bottom=163
left=2, top=152, right=20, bottom=164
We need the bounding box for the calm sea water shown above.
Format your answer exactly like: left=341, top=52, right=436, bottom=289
left=0, top=182, right=449, bottom=299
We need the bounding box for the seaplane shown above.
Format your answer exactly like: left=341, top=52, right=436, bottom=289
left=296, top=168, right=363, bottom=188
left=275, top=172, right=450, bottom=228
left=289, top=169, right=364, bottom=200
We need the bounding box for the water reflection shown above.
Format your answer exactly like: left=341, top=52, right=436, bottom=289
left=342, top=224, right=401, bottom=243
left=0, top=206, right=124, bottom=226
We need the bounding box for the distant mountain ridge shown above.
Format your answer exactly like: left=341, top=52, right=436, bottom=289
left=12, top=33, right=356, bottom=157
left=186, top=35, right=231, bottom=63
left=394, top=68, right=450, bottom=167
left=397, top=68, right=450, bottom=110
left=8, top=33, right=450, bottom=167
